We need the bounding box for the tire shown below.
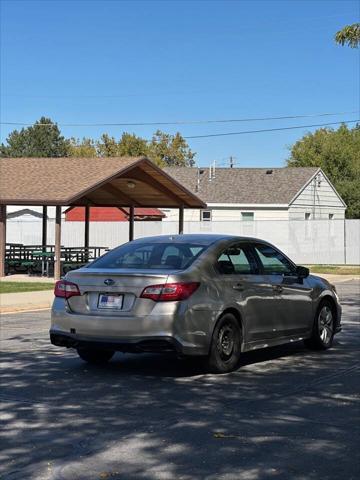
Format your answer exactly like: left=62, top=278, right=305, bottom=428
left=77, top=347, right=114, bottom=365
left=206, top=313, right=242, bottom=373
left=304, top=300, right=335, bottom=350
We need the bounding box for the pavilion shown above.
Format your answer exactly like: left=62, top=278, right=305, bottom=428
left=0, top=156, right=206, bottom=279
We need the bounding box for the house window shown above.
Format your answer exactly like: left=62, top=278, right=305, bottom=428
left=200, top=210, right=212, bottom=222
left=305, top=213, right=311, bottom=220
left=329, top=213, right=334, bottom=220
left=241, top=212, right=254, bottom=221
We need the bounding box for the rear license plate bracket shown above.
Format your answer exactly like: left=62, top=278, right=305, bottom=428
left=98, top=293, right=124, bottom=310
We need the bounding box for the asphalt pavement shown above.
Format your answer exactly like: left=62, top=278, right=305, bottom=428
left=0, top=281, right=359, bottom=480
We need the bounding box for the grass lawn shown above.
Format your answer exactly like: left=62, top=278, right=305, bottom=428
left=307, top=265, right=360, bottom=275
left=0, top=282, right=54, bottom=294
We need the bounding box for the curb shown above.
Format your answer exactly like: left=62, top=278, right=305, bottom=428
left=0, top=304, right=52, bottom=315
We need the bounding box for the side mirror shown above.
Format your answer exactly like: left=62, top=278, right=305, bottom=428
left=296, top=265, right=310, bottom=278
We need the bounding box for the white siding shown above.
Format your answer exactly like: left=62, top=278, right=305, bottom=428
left=288, top=206, right=345, bottom=220
left=289, top=173, right=345, bottom=219
left=161, top=206, right=289, bottom=222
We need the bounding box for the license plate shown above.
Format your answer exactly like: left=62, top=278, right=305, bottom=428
left=98, top=293, right=124, bottom=310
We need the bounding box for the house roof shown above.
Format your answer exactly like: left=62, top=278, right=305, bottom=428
left=119, top=207, right=166, bottom=218
left=7, top=208, right=46, bottom=219
left=163, top=167, right=320, bottom=205
left=0, top=157, right=206, bottom=208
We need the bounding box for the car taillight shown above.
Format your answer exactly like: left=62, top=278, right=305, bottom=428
left=54, top=280, right=81, bottom=299
left=140, top=282, right=200, bottom=302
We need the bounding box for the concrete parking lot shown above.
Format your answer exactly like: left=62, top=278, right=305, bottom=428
left=1, top=281, right=359, bottom=480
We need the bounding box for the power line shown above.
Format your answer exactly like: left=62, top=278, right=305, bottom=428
left=183, top=120, right=359, bottom=139
left=0, top=111, right=358, bottom=127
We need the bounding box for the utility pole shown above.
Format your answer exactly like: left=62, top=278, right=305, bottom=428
left=313, top=177, right=316, bottom=220
left=312, top=173, right=321, bottom=219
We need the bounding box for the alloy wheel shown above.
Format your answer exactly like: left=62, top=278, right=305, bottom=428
left=318, top=305, right=334, bottom=345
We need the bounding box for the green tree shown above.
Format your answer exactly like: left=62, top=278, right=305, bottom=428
left=287, top=124, right=360, bottom=218
left=96, top=130, right=196, bottom=166
left=96, top=134, right=120, bottom=157
left=117, top=133, right=148, bottom=157
left=0, top=117, right=70, bottom=157
left=148, top=130, right=196, bottom=167
left=335, top=23, right=360, bottom=48
left=68, top=137, right=97, bottom=157
left=1, top=119, right=197, bottom=167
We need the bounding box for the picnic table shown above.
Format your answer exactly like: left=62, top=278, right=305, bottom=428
left=5, top=244, right=109, bottom=277
left=30, top=250, right=55, bottom=276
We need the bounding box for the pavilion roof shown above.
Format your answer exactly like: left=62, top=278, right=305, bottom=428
left=0, top=157, right=206, bottom=208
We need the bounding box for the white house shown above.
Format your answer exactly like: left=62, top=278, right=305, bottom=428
left=6, top=166, right=346, bottom=223
left=162, top=166, right=346, bottom=222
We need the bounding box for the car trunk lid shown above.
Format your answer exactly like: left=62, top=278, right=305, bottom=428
left=65, top=268, right=169, bottom=316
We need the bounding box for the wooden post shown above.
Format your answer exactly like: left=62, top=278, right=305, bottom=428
left=129, top=206, right=135, bottom=241
left=0, top=205, right=6, bottom=277
left=42, top=206, right=47, bottom=250
left=54, top=206, right=62, bottom=280
left=84, top=205, right=90, bottom=261
left=178, top=205, right=184, bottom=234
left=41, top=206, right=48, bottom=276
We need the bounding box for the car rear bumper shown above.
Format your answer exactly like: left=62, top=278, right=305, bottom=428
left=50, top=330, right=186, bottom=353
left=51, top=298, right=211, bottom=355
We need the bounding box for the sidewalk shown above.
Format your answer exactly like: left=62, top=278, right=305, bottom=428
left=0, top=290, right=54, bottom=314
left=315, top=274, right=360, bottom=284
left=2, top=274, right=54, bottom=283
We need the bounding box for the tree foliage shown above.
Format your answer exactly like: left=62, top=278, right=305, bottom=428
left=96, top=130, right=195, bottom=167
left=335, top=23, right=360, bottom=48
left=148, top=130, right=196, bottom=167
left=287, top=124, right=360, bottom=218
left=118, top=133, right=148, bottom=157
left=68, top=137, right=97, bottom=157
left=97, top=133, right=148, bottom=158
left=0, top=118, right=196, bottom=167
left=0, top=117, right=70, bottom=157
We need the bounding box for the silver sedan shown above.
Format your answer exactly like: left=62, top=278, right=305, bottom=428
left=50, top=234, right=342, bottom=373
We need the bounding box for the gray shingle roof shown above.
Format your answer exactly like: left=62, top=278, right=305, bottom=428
left=163, top=167, right=319, bottom=205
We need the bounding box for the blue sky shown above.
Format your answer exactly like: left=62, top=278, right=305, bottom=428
left=0, top=0, right=359, bottom=167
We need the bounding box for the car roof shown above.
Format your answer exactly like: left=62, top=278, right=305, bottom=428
left=129, top=234, right=266, bottom=246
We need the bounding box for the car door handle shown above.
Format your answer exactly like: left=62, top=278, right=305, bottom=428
left=273, top=285, right=283, bottom=293
left=233, top=283, right=244, bottom=291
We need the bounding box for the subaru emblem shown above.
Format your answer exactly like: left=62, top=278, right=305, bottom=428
left=104, top=279, right=115, bottom=286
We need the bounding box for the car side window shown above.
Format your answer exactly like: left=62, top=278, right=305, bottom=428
left=216, top=245, right=255, bottom=275
left=253, top=244, right=294, bottom=275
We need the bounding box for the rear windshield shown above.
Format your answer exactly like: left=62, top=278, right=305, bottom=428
left=89, top=242, right=208, bottom=270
